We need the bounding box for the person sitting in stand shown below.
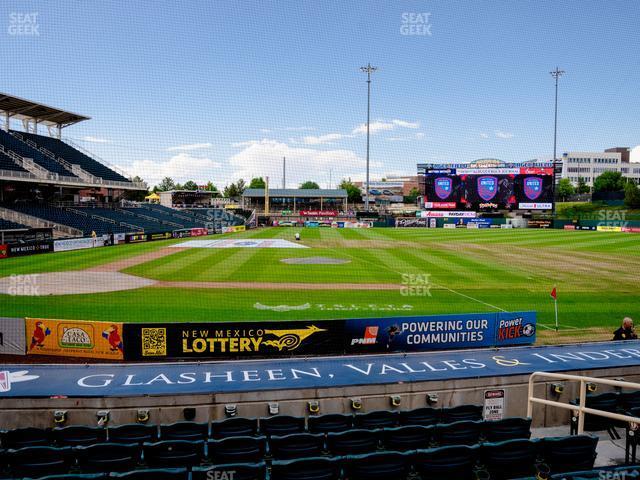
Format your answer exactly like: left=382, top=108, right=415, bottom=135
left=613, top=317, right=638, bottom=340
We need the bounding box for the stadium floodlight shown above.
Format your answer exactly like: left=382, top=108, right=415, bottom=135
left=360, top=63, right=378, bottom=212
left=550, top=67, right=565, bottom=163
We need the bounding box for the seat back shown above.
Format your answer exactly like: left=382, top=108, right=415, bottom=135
left=110, top=467, right=189, bottom=479
left=482, top=417, right=532, bottom=442
left=381, top=425, right=433, bottom=451
left=259, top=415, right=305, bottom=436
left=74, top=442, right=141, bottom=473
left=342, top=451, right=409, bottom=480
left=353, top=410, right=400, bottom=429
left=480, top=438, right=539, bottom=480
left=326, top=429, right=379, bottom=455
left=7, top=445, right=74, bottom=477
left=399, top=407, right=440, bottom=427
left=52, top=425, right=107, bottom=446
left=542, top=435, right=599, bottom=474
left=411, top=445, right=478, bottom=480
left=211, top=417, right=258, bottom=439
left=143, top=440, right=205, bottom=468
left=270, top=432, right=325, bottom=460
left=435, top=420, right=482, bottom=446
left=192, top=462, right=267, bottom=480
left=440, top=405, right=483, bottom=423
left=271, top=456, right=341, bottom=480
left=620, top=391, right=640, bottom=411
left=307, top=413, right=353, bottom=434
left=108, top=424, right=158, bottom=444
left=207, top=436, right=266, bottom=464
left=1, top=427, right=51, bottom=448
left=159, top=421, right=209, bottom=441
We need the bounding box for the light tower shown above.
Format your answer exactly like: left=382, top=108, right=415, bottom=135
left=360, top=63, right=378, bottom=212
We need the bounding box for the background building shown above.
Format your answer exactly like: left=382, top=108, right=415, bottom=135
left=561, top=148, right=640, bottom=186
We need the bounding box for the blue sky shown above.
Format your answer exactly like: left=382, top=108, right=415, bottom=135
left=2, top=0, right=639, bottom=187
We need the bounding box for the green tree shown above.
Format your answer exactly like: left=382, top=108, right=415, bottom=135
left=156, top=177, right=175, bottom=192
left=249, top=177, right=266, bottom=189
left=593, top=171, right=625, bottom=193
left=576, top=177, right=590, bottom=194
left=624, top=181, right=640, bottom=209
left=556, top=178, right=576, bottom=201
left=300, top=181, right=320, bottom=189
left=404, top=187, right=420, bottom=204
left=223, top=179, right=247, bottom=198
left=339, top=178, right=362, bottom=203
left=203, top=181, right=220, bottom=196
left=182, top=180, right=198, bottom=190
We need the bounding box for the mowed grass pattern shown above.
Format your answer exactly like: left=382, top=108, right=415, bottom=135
left=0, top=227, right=638, bottom=329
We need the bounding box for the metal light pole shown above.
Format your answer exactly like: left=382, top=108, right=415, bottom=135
left=550, top=67, right=565, bottom=162
left=360, top=63, right=377, bottom=212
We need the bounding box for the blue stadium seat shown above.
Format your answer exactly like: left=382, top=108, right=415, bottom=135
left=326, top=428, right=379, bottom=455
left=381, top=424, right=433, bottom=451
left=259, top=415, right=305, bottom=436
left=0, top=129, right=76, bottom=177
left=142, top=440, right=205, bottom=468
left=211, top=417, right=258, bottom=439
left=440, top=405, right=484, bottom=423
left=269, top=432, right=325, bottom=460
left=52, top=426, right=107, bottom=446
left=107, top=423, right=158, bottom=444
left=571, top=393, right=621, bottom=436
left=541, top=435, right=598, bottom=474
left=620, top=391, right=640, bottom=411
left=1, top=426, right=51, bottom=448
left=480, top=438, right=540, bottom=480
left=341, top=451, right=410, bottom=480
left=0, top=149, right=28, bottom=172
left=307, top=413, right=353, bottom=434
left=74, top=442, right=141, bottom=472
left=29, top=474, right=109, bottom=480
left=435, top=420, right=482, bottom=446
left=482, top=417, right=532, bottom=442
left=159, top=421, right=209, bottom=441
left=399, top=407, right=440, bottom=426
left=411, top=444, right=479, bottom=480
left=6, top=445, right=74, bottom=477
left=271, top=456, right=341, bottom=480
left=110, top=467, right=189, bottom=479
left=353, top=410, right=399, bottom=429
left=207, top=435, right=266, bottom=464
left=192, top=462, right=267, bottom=480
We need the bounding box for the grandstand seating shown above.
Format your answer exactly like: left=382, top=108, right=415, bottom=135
left=15, top=130, right=131, bottom=183
left=570, top=391, right=640, bottom=438
left=0, top=219, right=28, bottom=230
left=0, top=149, right=28, bottom=173
left=122, top=207, right=204, bottom=229
left=0, top=129, right=75, bottom=177
left=0, top=408, right=605, bottom=480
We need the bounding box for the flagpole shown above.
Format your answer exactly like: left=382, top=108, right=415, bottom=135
left=554, top=286, right=559, bottom=332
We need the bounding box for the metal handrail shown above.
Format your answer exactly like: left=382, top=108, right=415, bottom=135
left=527, top=371, right=640, bottom=434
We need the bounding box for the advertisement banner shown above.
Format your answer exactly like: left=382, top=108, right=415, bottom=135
left=423, top=202, right=457, bottom=209
left=0, top=244, right=7, bottom=259
left=564, top=225, right=576, bottom=230
left=123, top=320, right=345, bottom=360
left=299, top=210, right=339, bottom=217
left=597, top=225, right=622, bottom=232
left=622, top=227, right=640, bottom=233
left=0, top=317, right=26, bottom=355
left=25, top=318, right=124, bottom=360
left=345, top=311, right=536, bottom=353
left=222, top=225, right=246, bottom=233
left=7, top=241, right=53, bottom=257
left=125, top=233, right=147, bottom=243
left=420, top=211, right=477, bottom=218
left=190, top=227, right=208, bottom=236
left=147, top=232, right=173, bottom=241
left=527, top=219, right=552, bottom=229
left=395, top=218, right=428, bottom=228
left=518, top=203, right=553, bottom=210
left=54, top=237, right=105, bottom=252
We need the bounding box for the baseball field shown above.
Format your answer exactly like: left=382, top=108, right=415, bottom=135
left=1, top=227, right=638, bottom=342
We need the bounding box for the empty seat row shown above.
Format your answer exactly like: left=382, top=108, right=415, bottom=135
left=0, top=219, right=28, bottom=230
left=571, top=390, right=640, bottom=435
left=0, top=129, right=76, bottom=177
left=0, top=435, right=599, bottom=480
left=0, top=406, right=495, bottom=449
left=0, top=149, right=28, bottom=172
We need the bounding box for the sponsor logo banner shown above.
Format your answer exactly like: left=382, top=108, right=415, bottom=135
left=396, top=218, right=428, bottom=228
left=190, top=228, right=208, bottom=236
left=54, top=237, right=105, bottom=252
left=7, top=241, right=53, bottom=257
left=3, top=340, right=638, bottom=398
left=519, top=167, right=554, bottom=175
left=25, top=318, right=124, bottom=360
left=147, top=232, right=173, bottom=241
left=622, top=227, right=640, bottom=233
left=597, top=225, right=622, bottom=232
left=345, top=312, right=536, bottom=353
left=222, top=225, right=246, bottom=233
left=518, top=202, right=553, bottom=210
left=0, top=317, right=26, bottom=355
left=0, top=244, right=7, bottom=259
left=564, top=225, right=576, bottom=230
left=123, top=321, right=345, bottom=360
left=423, top=202, right=457, bottom=209
left=125, top=233, right=147, bottom=243
left=299, top=210, right=339, bottom=217
left=420, top=211, right=477, bottom=218
left=457, top=168, right=521, bottom=175
left=527, top=219, right=552, bottom=229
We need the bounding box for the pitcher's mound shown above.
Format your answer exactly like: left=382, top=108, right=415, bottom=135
left=280, top=257, right=351, bottom=265
left=0, top=271, right=156, bottom=296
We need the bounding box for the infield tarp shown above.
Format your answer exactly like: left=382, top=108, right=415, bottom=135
left=2, top=341, right=640, bottom=397
left=0, top=317, right=26, bottom=355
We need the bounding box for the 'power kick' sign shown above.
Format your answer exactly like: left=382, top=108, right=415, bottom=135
left=345, top=311, right=536, bottom=353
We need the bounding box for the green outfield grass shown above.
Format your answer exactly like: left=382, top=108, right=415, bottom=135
left=0, top=227, right=638, bottom=331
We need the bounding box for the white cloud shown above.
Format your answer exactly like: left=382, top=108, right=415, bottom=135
left=392, top=119, right=420, bottom=129
left=387, top=132, right=426, bottom=142
left=415, top=132, right=426, bottom=139
left=82, top=136, right=109, bottom=143
left=129, top=153, right=221, bottom=186
left=495, top=130, right=514, bottom=139
left=302, top=133, right=350, bottom=145
left=352, top=119, right=420, bottom=135
left=479, top=133, right=489, bottom=139
left=166, top=142, right=212, bottom=152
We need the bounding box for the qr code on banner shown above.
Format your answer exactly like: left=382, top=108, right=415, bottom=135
left=141, top=328, right=167, bottom=356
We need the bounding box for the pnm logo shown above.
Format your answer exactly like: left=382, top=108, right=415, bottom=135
left=262, top=325, right=325, bottom=351
left=351, top=326, right=379, bottom=346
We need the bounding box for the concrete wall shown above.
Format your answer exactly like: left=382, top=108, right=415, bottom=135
left=1, top=366, right=637, bottom=430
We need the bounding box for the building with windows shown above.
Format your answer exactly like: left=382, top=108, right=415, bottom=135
left=241, top=188, right=348, bottom=213
left=561, top=148, right=640, bottom=186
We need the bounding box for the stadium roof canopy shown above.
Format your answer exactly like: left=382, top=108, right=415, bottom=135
left=243, top=188, right=348, bottom=198
left=0, top=92, right=90, bottom=128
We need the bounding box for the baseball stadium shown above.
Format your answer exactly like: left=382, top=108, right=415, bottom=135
left=1, top=2, right=640, bottom=480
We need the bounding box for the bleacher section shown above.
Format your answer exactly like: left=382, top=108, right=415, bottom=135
left=183, top=207, right=245, bottom=230
left=0, top=129, right=75, bottom=177
left=0, top=407, right=605, bottom=480
left=124, top=206, right=204, bottom=230
left=0, top=219, right=28, bottom=230
left=0, top=150, right=27, bottom=173
left=16, top=131, right=130, bottom=183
